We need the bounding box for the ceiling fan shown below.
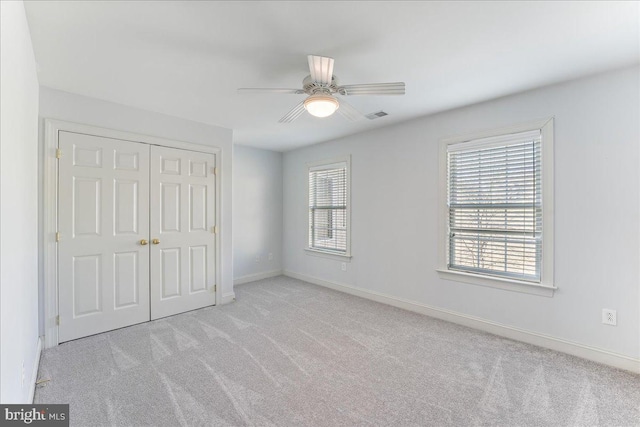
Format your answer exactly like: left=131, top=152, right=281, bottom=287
left=238, top=55, right=405, bottom=123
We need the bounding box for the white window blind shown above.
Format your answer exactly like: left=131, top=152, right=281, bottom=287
left=447, top=130, right=542, bottom=282
left=309, top=163, right=348, bottom=253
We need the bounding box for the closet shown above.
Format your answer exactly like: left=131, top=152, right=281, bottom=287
left=56, top=130, right=217, bottom=342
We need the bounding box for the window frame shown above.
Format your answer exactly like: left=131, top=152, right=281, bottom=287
left=305, top=156, right=352, bottom=260
left=437, top=118, right=555, bottom=297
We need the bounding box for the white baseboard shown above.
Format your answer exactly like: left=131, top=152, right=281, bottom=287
left=283, top=270, right=640, bottom=374
left=29, top=336, right=43, bottom=403
left=233, top=269, right=283, bottom=286
left=221, top=292, right=236, bottom=305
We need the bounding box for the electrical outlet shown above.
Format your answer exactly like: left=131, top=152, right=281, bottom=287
left=268, top=253, right=273, bottom=261
left=602, top=309, right=617, bottom=326
left=341, top=262, right=347, bottom=271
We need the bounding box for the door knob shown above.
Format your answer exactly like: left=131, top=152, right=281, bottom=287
left=140, top=239, right=148, bottom=246
left=152, top=239, right=160, bottom=245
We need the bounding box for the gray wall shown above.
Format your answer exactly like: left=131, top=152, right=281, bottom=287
left=233, top=145, right=283, bottom=281
left=38, top=87, right=235, bottom=335
left=283, top=66, right=640, bottom=359
left=0, top=1, right=41, bottom=403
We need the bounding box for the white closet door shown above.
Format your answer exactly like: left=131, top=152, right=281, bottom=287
left=58, top=132, right=150, bottom=342
left=150, top=146, right=216, bottom=319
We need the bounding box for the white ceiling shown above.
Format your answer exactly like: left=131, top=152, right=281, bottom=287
left=25, top=1, right=639, bottom=151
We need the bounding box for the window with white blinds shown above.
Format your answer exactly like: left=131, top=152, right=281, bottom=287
left=308, top=160, right=349, bottom=255
left=447, top=130, right=542, bottom=282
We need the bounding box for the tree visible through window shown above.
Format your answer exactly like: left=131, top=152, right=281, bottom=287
left=447, top=130, right=542, bottom=282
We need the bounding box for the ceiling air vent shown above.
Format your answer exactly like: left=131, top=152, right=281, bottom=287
left=365, top=111, right=388, bottom=120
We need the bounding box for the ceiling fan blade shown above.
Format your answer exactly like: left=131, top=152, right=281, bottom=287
left=278, top=101, right=306, bottom=123
left=338, top=82, right=405, bottom=96
left=308, top=55, right=334, bottom=86
left=336, top=98, right=362, bottom=122
left=237, top=88, right=304, bottom=94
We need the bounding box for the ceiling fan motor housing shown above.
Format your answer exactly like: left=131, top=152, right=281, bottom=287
left=303, top=75, right=340, bottom=95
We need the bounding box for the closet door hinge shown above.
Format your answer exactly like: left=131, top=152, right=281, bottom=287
left=55, top=148, right=62, bottom=159
left=212, top=284, right=217, bottom=293
left=211, top=226, right=218, bottom=234
left=211, top=167, right=218, bottom=175
left=55, top=232, right=61, bottom=242
left=56, top=315, right=60, bottom=325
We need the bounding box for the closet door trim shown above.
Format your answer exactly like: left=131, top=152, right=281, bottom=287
left=43, top=119, right=222, bottom=348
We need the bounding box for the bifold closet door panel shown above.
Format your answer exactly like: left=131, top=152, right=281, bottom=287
left=150, top=146, right=217, bottom=319
left=58, top=132, right=151, bottom=343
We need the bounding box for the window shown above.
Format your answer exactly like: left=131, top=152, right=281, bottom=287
left=308, top=157, right=350, bottom=257
left=438, top=119, right=554, bottom=295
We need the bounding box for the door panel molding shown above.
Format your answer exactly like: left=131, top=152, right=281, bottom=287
left=72, top=254, right=102, bottom=317
left=43, top=119, right=222, bottom=348
left=114, top=251, right=139, bottom=308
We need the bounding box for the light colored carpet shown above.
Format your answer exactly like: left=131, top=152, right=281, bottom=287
left=35, top=276, right=640, bottom=426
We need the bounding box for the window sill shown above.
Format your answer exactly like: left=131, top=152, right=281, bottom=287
left=436, top=269, right=556, bottom=297
left=305, top=248, right=352, bottom=261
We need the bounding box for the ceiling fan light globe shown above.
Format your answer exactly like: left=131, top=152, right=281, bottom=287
left=304, top=94, right=339, bottom=118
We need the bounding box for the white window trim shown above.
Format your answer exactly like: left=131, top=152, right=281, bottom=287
left=437, top=118, right=555, bottom=297
left=304, top=248, right=353, bottom=261
left=305, top=156, right=352, bottom=259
